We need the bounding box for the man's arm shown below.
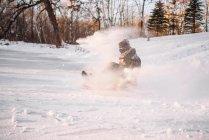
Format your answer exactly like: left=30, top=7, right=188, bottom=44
left=119, top=48, right=136, bottom=59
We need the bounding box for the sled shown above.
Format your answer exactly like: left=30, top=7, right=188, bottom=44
left=81, top=68, right=138, bottom=90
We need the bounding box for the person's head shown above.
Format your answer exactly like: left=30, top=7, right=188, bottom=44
left=119, top=39, right=131, bottom=53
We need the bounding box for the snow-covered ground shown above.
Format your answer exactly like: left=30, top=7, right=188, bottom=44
left=0, top=31, right=209, bottom=140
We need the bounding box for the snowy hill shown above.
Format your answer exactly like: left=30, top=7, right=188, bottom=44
left=0, top=31, right=209, bottom=140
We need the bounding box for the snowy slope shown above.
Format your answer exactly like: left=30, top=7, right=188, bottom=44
left=0, top=31, right=209, bottom=140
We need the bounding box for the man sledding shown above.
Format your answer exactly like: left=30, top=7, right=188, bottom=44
left=109, top=39, right=141, bottom=71
left=82, top=39, right=141, bottom=75
left=81, top=39, right=141, bottom=89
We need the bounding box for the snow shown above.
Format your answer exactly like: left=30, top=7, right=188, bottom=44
left=0, top=31, right=209, bottom=140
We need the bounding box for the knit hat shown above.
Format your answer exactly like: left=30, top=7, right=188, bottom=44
left=119, top=39, right=131, bottom=50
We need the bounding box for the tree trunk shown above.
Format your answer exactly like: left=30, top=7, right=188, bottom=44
left=43, top=0, right=62, bottom=48
left=140, top=0, right=145, bottom=36
left=96, top=6, right=101, bottom=30
left=206, top=0, right=208, bottom=32
left=31, top=7, right=34, bottom=42
left=193, top=11, right=196, bottom=33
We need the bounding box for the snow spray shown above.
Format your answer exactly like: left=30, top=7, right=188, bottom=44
left=78, top=27, right=140, bottom=91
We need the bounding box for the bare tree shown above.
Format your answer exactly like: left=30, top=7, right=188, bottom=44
left=205, top=0, right=208, bottom=32
left=43, top=0, right=62, bottom=47
left=31, top=6, right=34, bottom=42
left=84, top=0, right=102, bottom=30
left=0, top=0, right=62, bottom=48
left=140, top=0, right=146, bottom=36
left=0, top=0, right=42, bottom=39
left=134, top=0, right=149, bottom=36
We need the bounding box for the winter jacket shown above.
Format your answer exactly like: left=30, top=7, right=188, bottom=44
left=119, top=48, right=141, bottom=68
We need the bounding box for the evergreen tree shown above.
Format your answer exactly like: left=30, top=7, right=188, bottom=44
left=147, top=1, right=169, bottom=36
left=184, top=0, right=204, bottom=33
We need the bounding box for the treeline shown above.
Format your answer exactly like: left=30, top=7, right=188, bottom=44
left=147, top=0, right=208, bottom=36
left=0, top=0, right=208, bottom=48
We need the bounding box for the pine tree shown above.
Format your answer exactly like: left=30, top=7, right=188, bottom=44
left=184, top=0, right=204, bottom=33
left=147, top=1, right=169, bottom=36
